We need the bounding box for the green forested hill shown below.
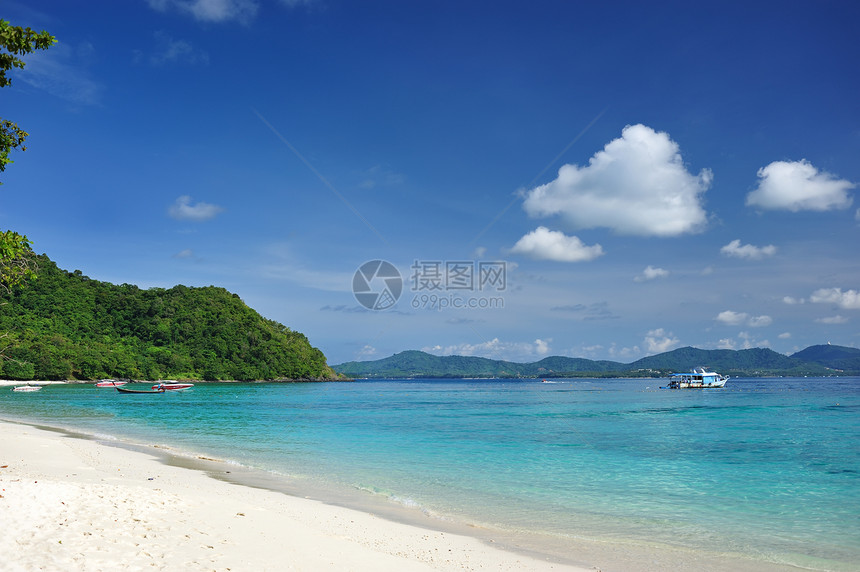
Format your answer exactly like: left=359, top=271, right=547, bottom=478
left=334, top=345, right=854, bottom=379
left=0, top=255, right=338, bottom=381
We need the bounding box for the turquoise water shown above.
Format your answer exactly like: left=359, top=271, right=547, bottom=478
left=3, top=378, right=859, bottom=570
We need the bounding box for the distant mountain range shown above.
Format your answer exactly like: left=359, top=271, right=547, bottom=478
left=333, top=344, right=860, bottom=378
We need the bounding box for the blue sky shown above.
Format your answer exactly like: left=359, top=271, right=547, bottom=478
left=2, top=0, right=859, bottom=365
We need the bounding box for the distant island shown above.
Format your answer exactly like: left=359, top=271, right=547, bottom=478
left=0, top=255, right=342, bottom=381
left=334, top=345, right=860, bottom=379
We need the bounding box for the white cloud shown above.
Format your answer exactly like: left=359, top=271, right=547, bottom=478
left=147, top=32, right=209, bottom=66
left=423, top=338, right=552, bottom=361
left=173, top=248, right=194, bottom=259
left=748, top=315, right=773, bottom=328
left=746, top=159, right=855, bottom=212
left=738, top=332, right=770, bottom=349
left=716, top=310, right=748, bottom=326
left=608, top=343, right=640, bottom=359
left=634, top=265, right=669, bottom=282
left=644, top=328, right=679, bottom=353
left=147, top=0, right=259, bottom=24
left=168, top=195, right=224, bottom=221
left=816, top=315, right=848, bottom=324
left=810, top=288, right=860, bottom=310
left=716, top=311, right=771, bottom=328
left=783, top=296, right=805, bottom=305
left=717, top=332, right=771, bottom=350
left=356, top=345, right=377, bottom=359
left=720, top=239, right=777, bottom=260
left=510, top=227, right=604, bottom=262
left=19, top=42, right=102, bottom=104
left=778, top=332, right=792, bottom=339
left=521, top=124, right=712, bottom=236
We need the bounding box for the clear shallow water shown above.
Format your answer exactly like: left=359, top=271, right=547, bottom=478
left=3, top=378, right=858, bottom=570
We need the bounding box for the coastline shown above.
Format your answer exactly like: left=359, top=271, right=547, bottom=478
left=0, top=417, right=817, bottom=572
left=0, top=419, right=588, bottom=571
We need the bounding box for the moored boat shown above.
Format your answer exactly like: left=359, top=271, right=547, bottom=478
left=666, top=367, right=728, bottom=389
left=11, top=384, right=42, bottom=392
left=152, top=381, right=194, bottom=391
left=95, top=379, right=128, bottom=387
left=117, top=384, right=167, bottom=394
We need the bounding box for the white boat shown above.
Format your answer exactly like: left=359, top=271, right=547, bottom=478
left=151, top=381, right=194, bottom=391
left=12, top=385, right=42, bottom=392
left=95, top=379, right=128, bottom=387
left=666, top=367, right=728, bottom=389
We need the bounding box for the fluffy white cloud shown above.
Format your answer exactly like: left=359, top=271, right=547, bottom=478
left=738, top=332, right=770, bottom=349
left=746, top=159, right=855, bottom=212
left=510, top=227, right=604, bottom=262
left=748, top=315, right=773, bottom=328
left=778, top=332, right=791, bottom=339
left=815, top=315, right=848, bottom=324
left=423, top=338, right=552, bottom=360
left=644, top=328, right=679, bottom=353
left=720, top=239, right=777, bottom=260
left=634, top=265, right=669, bottom=282
left=716, top=311, right=771, bottom=327
left=716, top=310, right=748, bottom=325
left=810, top=288, right=860, bottom=310
left=717, top=333, right=772, bottom=350
left=168, top=195, right=224, bottom=221
left=147, top=0, right=259, bottom=23
left=783, top=296, right=805, bottom=305
left=356, top=345, right=377, bottom=359
left=521, top=124, right=712, bottom=236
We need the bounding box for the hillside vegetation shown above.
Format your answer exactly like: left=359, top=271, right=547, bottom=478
left=0, top=255, right=338, bottom=381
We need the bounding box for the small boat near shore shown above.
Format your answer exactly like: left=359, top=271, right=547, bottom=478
left=117, top=386, right=165, bottom=394
left=95, top=379, right=128, bottom=388
left=115, top=382, right=194, bottom=394
left=11, top=384, right=42, bottom=392
left=665, top=367, right=728, bottom=389
left=152, top=381, right=194, bottom=391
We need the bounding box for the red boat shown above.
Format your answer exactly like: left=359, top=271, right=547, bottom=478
left=151, top=382, right=194, bottom=391
left=95, top=380, right=128, bottom=388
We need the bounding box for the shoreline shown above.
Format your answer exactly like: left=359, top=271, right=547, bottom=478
left=1, top=419, right=589, bottom=571
left=0, top=417, right=814, bottom=572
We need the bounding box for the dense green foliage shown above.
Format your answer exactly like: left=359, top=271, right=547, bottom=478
left=0, top=230, right=36, bottom=292
left=790, top=344, right=860, bottom=372
left=334, top=345, right=856, bottom=379
left=0, top=255, right=338, bottom=381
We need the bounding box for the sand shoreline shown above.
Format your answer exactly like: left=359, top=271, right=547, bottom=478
left=1, top=418, right=814, bottom=571
left=1, top=419, right=592, bottom=571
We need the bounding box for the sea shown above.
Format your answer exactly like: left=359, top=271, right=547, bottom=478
left=2, top=377, right=858, bottom=571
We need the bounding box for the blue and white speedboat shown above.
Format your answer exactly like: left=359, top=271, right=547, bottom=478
left=666, top=367, right=728, bottom=389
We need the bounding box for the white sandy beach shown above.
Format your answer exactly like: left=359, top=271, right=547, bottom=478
left=0, top=420, right=590, bottom=572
